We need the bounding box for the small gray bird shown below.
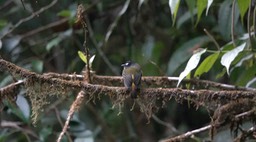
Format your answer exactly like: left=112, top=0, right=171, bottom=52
left=121, top=61, right=142, bottom=99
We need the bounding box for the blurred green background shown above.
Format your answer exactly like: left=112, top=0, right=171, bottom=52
left=0, top=0, right=255, bottom=141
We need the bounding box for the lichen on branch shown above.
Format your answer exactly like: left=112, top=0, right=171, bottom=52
left=1, top=58, right=256, bottom=124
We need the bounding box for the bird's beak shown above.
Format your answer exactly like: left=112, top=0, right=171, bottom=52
left=121, top=63, right=125, bottom=67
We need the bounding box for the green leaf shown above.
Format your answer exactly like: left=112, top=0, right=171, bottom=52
left=46, top=37, right=61, bottom=51
left=57, top=10, right=71, bottom=17
left=177, top=49, right=207, bottom=87
left=237, top=0, right=250, bottom=23
left=206, top=0, right=213, bottom=15
left=78, top=51, right=87, bottom=63
left=4, top=98, right=29, bottom=123
left=218, top=0, right=240, bottom=40
left=39, top=127, right=52, bottom=141
left=216, top=68, right=227, bottom=79
left=237, top=64, right=256, bottom=86
left=196, top=0, right=207, bottom=25
left=169, top=0, right=181, bottom=25
left=186, top=0, right=196, bottom=15
left=185, top=0, right=196, bottom=25
left=167, top=36, right=210, bottom=75
left=194, top=52, right=219, bottom=77
left=177, top=10, right=197, bottom=29
left=32, top=60, right=43, bottom=73
left=0, top=39, right=2, bottom=49
left=0, top=19, right=8, bottom=29
left=221, top=42, right=246, bottom=75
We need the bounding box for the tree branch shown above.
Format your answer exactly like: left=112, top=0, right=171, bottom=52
left=57, top=90, right=85, bottom=142
left=1, top=58, right=256, bottom=105
left=160, top=109, right=256, bottom=142
left=0, top=0, right=58, bottom=39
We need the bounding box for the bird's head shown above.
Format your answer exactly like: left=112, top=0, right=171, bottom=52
left=121, top=61, right=134, bottom=68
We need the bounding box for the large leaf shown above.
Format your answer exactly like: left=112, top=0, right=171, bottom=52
left=221, top=42, right=246, bottom=75
left=236, top=63, right=256, bottom=86
left=32, top=59, right=43, bottom=73
left=39, top=127, right=53, bottom=141
left=185, top=0, right=196, bottom=24
left=169, top=0, right=181, bottom=24
left=195, top=52, right=219, bottom=77
left=196, top=0, right=207, bottom=25
left=142, top=35, right=155, bottom=59
left=177, top=49, right=207, bottom=87
left=237, top=0, right=250, bottom=23
left=218, top=0, right=240, bottom=40
left=46, top=29, right=72, bottom=51
left=167, top=36, right=210, bottom=75
left=46, top=37, right=62, bottom=51
left=206, top=0, right=213, bottom=15
left=177, top=10, right=197, bottom=29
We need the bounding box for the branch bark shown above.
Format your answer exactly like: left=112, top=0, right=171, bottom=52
left=1, top=58, right=256, bottom=105
left=160, top=109, right=256, bottom=142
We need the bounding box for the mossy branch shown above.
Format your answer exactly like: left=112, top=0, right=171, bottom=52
left=1, top=58, right=256, bottom=141
left=1, top=58, right=256, bottom=103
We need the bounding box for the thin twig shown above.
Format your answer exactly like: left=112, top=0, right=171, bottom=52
left=77, top=4, right=91, bottom=83
left=0, top=0, right=58, bottom=39
left=234, top=125, right=256, bottom=142
left=152, top=114, right=178, bottom=134
left=83, top=23, right=91, bottom=83
left=1, top=121, right=39, bottom=139
left=20, top=0, right=26, bottom=10
left=86, top=17, right=119, bottom=75
left=86, top=103, right=116, bottom=141
left=204, top=29, right=220, bottom=50
left=21, top=18, right=68, bottom=39
left=254, top=6, right=256, bottom=38
left=160, top=109, right=256, bottom=142
left=54, top=107, right=73, bottom=142
left=57, top=90, right=85, bottom=142
left=231, top=0, right=237, bottom=47
left=0, top=0, right=12, bottom=11
left=247, top=0, right=253, bottom=48
left=104, top=0, right=131, bottom=43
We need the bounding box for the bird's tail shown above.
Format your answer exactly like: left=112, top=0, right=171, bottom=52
left=131, top=87, right=140, bottom=99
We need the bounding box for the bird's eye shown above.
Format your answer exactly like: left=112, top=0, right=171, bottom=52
left=125, top=62, right=129, bottom=66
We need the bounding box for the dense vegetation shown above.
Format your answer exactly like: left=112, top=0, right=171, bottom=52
left=0, top=0, right=256, bottom=141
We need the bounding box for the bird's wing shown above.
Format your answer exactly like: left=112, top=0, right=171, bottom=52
left=122, top=73, right=132, bottom=88
left=133, top=71, right=142, bottom=88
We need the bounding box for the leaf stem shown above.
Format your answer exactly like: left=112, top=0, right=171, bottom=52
left=204, top=28, right=220, bottom=51
left=247, top=0, right=253, bottom=49
left=231, top=0, right=237, bottom=48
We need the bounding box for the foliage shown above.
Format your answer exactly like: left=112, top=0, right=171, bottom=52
left=0, top=0, right=256, bottom=141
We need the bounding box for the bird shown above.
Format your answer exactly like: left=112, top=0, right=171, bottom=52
left=121, top=61, right=142, bottom=99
